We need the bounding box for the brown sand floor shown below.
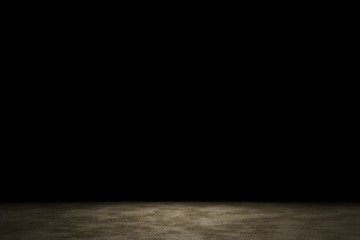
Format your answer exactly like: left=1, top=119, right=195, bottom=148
left=0, top=202, right=360, bottom=240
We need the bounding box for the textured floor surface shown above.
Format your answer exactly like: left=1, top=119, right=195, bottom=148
left=0, top=202, right=360, bottom=240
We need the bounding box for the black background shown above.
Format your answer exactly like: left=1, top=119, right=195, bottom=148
left=2, top=79, right=357, bottom=202
left=2, top=2, right=358, bottom=202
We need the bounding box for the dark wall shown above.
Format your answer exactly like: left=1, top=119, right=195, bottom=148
left=2, top=4, right=357, bottom=202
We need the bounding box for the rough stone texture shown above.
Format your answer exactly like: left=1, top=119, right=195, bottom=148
left=0, top=203, right=359, bottom=240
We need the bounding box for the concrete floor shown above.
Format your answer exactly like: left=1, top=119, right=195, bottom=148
left=0, top=203, right=360, bottom=240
